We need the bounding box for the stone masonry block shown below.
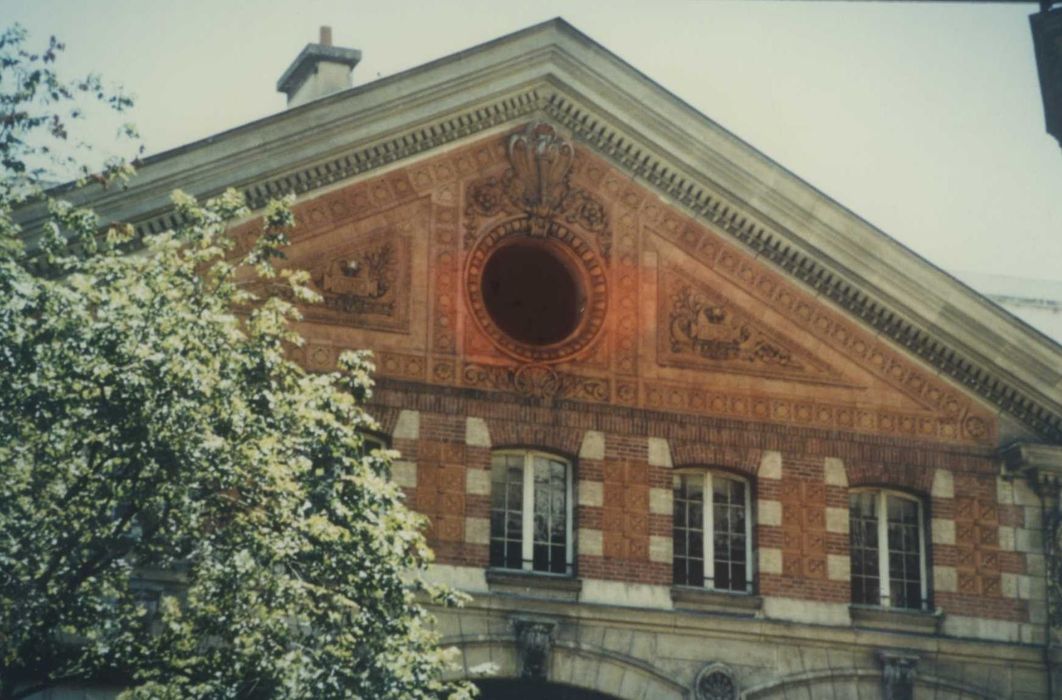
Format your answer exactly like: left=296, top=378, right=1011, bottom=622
left=579, top=481, right=604, bottom=508
left=1013, top=479, right=1040, bottom=508
left=758, top=499, right=782, bottom=527
left=464, top=417, right=491, bottom=447
left=465, top=517, right=489, bottom=545
left=759, top=451, right=782, bottom=480
left=998, top=525, right=1015, bottom=551
left=465, top=468, right=490, bottom=496
left=996, top=477, right=1014, bottom=505
left=1028, top=600, right=1048, bottom=624
left=825, top=507, right=849, bottom=534
left=934, top=565, right=957, bottom=593
left=932, top=518, right=956, bottom=545
left=759, top=547, right=783, bottom=575
left=393, top=409, right=420, bottom=439
left=579, top=528, right=603, bottom=557
left=824, top=457, right=847, bottom=486
left=827, top=554, right=850, bottom=581
left=579, top=430, right=605, bottom=460
left=1001, top=572, right=1019, bottom=599
left=648, top=437, right=673, bottom=467
left=649, top=535, right=672, bottom=563
left=1016, top=527, right=1043, bottom=553
left=1025, top=505, right=1042, bottom=530
left=1023, top=574, right=1045, bottom=601
left=649, top=487, right=672, bottom=515
left=392, top=460, right=417, bottom=488
left=931, top=469, right=954, bottom=499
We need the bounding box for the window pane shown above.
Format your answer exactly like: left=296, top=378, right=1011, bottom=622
left=532, top=456, right=568, bottom=574
left=712, top=475, right=747, bottom=592
left=673, top=474, right=704, bottom=586
left=886, top=495, right=923, bottom=610
left=849, top=491, right=881, bottom=605
left=490, top=454, right=523, bottom=570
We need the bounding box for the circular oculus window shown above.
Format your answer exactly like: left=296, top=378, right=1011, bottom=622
left=466, top=218, right=607, bottom=363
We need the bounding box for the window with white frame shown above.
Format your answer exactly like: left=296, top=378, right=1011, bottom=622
left=489, top=451, right=572, bottom=575
left=673, top=471, right=752, bottom=593
left=849, top=489, right=927, bottom=610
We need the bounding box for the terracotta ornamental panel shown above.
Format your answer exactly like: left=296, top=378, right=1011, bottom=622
left=257, top=122, right=995, bottom=445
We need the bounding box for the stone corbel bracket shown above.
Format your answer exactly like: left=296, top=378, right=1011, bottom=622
left=878, top=650, right=918, bottom=700
left=1001, top=442, right=1062, bottom=499
left=512, top=616, right=557, bottom=681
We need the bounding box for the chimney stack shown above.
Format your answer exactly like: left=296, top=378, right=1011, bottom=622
left=277, top=26, right=361, bottom=108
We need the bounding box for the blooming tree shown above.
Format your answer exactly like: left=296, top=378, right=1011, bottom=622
left=0, top=25, right=471, bottom=700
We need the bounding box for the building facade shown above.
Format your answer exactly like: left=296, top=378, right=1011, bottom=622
left=42, top=20, right=1062, bottom=699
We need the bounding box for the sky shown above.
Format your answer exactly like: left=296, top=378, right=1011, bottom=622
left=6, top=0, right=1062, bottom=284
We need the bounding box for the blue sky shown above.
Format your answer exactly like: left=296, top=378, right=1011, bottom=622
left=7, top=0, right=1062, bottom=282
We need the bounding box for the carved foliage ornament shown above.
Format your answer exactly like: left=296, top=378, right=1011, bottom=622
left=659, top=272, right=844, bottom=384
left=464, top=123, right=609, bottom=255
left=462, top=362, right=608, bottom=403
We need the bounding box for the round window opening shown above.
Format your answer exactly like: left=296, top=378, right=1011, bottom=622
left=480, top=242, right=583, bottom=346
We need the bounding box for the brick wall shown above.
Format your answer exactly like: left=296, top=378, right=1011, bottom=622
left=375, top=395, right=1042, bottom=633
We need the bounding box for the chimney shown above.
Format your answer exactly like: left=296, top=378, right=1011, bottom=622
left=276, top=26, right=361, bottom=108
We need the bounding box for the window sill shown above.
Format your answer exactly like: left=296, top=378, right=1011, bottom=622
left=671, top=586, right=763, bottom=617
left=485, top=568, right=582, bottom=602
left=849, top=605, right=943, bottom=634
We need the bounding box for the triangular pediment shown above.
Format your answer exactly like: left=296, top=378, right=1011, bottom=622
left=235, top=124, right=1001, bottom=446
left=47, top=19, right=1059, bottom=442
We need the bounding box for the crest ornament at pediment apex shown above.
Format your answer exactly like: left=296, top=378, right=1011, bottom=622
left=463, top=122, right=609, bottom=257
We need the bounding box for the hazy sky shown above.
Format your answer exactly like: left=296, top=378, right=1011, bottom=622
left=7, top=0, right=1062, bottom=282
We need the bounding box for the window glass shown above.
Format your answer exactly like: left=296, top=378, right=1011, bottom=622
left=673, top=471, right=750, bottom=593
left=849, top=490, right=926, bottom=610
left=489, top=452, right=571, bottom=575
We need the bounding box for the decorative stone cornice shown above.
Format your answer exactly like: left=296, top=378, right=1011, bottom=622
left=1002, top=442, right=1062, bottom=495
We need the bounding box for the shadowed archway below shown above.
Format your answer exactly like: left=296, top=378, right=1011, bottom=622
left=476, top=679, right=623, bottom=700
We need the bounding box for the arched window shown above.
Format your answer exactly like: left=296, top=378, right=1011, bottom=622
left=357, top=432, right=388, bottom=457
left=849, top=489, right=927, bottom=610
left=489, top=451, right=572, bottom=575
left=673, top=470, right=752, bottom=593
